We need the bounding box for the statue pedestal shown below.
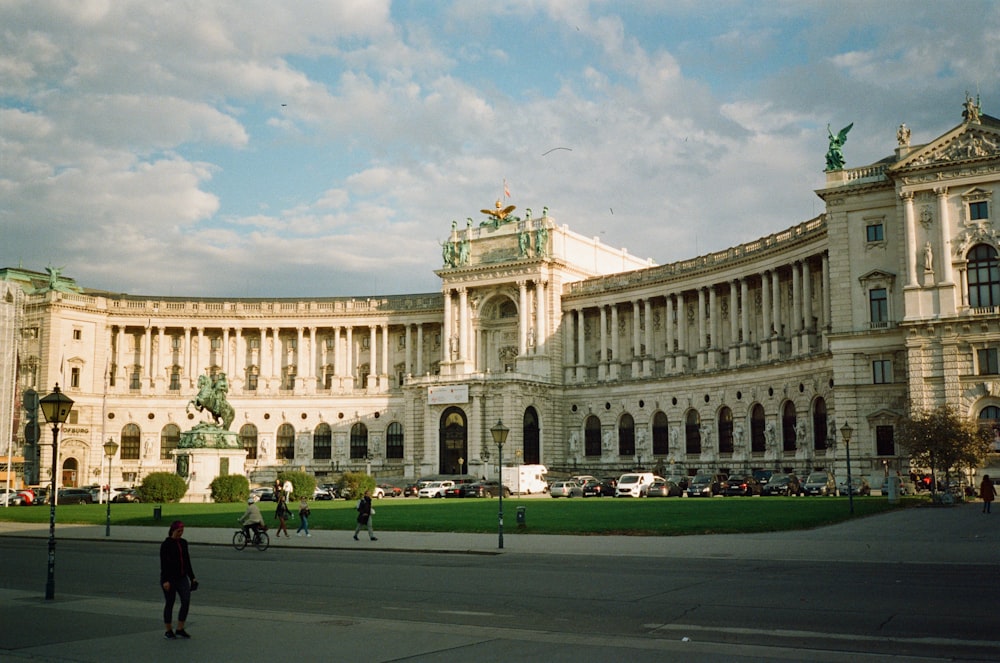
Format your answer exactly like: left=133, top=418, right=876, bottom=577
left=174, top=424, right=247, bottom=503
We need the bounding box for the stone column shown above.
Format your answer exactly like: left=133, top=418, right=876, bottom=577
left=369, top=325, right=378, bottom=385
left=442, top=288, right=452, bottom=363
left=697, top=288, right=707, bottom=369
left=740, top=278, right=750, bottom=363
left=675, top=292, right=687, bottom=372
left=709, top=287, right=720, bottom=367
left=792, top=262, right=802, bottom=353
left=802, top=259, right=813, bottom=353
left=902, top=192, right=918, bottom=287
left=576, top=308, right=586, bottom=381
left=771, top=269, right=782, bottom=356
left=610, top=304, right=620, bottom=379
left=194, top=328, right=204, bottom=380
left=405, top=324, right=413, bottom=377
left=632, top=300, right=642, bottom=375
left=761, top=272, right=772, bottom=361
left=416, top=324, right=424, bottom=376
left=535, top=280, right=545, bottom=355
left=271, top=327, right=281, bottom=385
left=382, top=323, right=390, bottom=387
left=599, top=305, right=608, bottom=380
left=143, top=326, right=153, bottom=386
left=459, top=287, right=469, bottom=362
left=518, top=282, right=528, bottom=357
left=936, top=187, right=954, bottom=284
left=729, top=281, right=740, bottom=365
left=643, top=299, right=653, bottom=376
left=345, top=326, right=354, bottom=387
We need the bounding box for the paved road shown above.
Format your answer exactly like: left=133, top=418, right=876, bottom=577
left=1, top=502, right=998, bottom=662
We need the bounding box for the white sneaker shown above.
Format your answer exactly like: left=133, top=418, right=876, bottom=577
left=306, top=533, right=312, bottom=537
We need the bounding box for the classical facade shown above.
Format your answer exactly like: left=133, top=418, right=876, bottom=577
left=3, top=102, right=999, bottom=494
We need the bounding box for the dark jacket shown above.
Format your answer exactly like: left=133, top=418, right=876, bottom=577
left=356, top=495, right=372, bottom=523
left=160, top=537, right=195, bottom=584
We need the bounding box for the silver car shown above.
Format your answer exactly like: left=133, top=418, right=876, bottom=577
left=549, top=481, right=584, bottom=498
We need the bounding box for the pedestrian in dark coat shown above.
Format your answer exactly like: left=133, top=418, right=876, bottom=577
left=160, top=520, right=197, bottom=639
left=353, top=490, right=377, bottom=541
left=980, top=475, right=996, bottom=514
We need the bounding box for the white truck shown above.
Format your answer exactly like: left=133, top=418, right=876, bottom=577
left=501, top=464, right=549, bottom=495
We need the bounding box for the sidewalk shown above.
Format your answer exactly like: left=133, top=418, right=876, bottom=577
left=1, top=501, right=996, bottom=563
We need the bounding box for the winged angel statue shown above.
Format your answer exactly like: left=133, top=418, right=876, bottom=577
left=825, top=122, right=853, bottom=171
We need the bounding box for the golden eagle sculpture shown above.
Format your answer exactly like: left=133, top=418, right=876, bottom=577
left=481, top=199, right=516, bottom=221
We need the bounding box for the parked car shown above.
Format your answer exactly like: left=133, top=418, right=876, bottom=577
left=442, top=483, right=467, bottom=498
left=569, top=475, right=599, bottom=486
left=371, top=485, right=386, bottom=499
left=838, top=476, right=871, bottom=496
left=615, top=472, right=658, bottom=497
left=722, top=473, right=762, bottom=496
left=581, top=479, right=604, bottom=497
left=378, top=483, right=403, bottom=498
left=418, top=481, right=455, bottom=498
left=459, top=480, right=510, bottom=497
left=314, top=485, right=336, bottom=500
left=112, top=488, right=141, bottom=503
left=646, top=479, right=683, bottom=497
left=58, top=488, right=94, bottom=504
left=549, top=481, right=584, bottom=498
left=753, top=469, right=774, bottom=487
left=761, top=474, right=802, bottom=496
left=663, top=474, right=690, bottom=491
left=403, top=483, right=420, bottom=497
left=0, top=488, right=23, bottom=506
left=686, top=473, right=727, bottom=497
left=599, top=477, right=619, bottom=495
left=251, top=487, right=276, bottom=502
left=803, top=471, right=837, bottom=496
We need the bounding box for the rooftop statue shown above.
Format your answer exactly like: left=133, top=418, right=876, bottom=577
left=963, top=92, right=982, bottom=124
left=825, top=122, right=853, bottom=171
left=187, top=372, right=235, bottom=430
left=480, top=199, right=517, bottom=229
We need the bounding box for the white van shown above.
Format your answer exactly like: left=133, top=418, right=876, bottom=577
left=615, top=472, right=657, bottom=497
left=501, top=464, right=549, bottom=494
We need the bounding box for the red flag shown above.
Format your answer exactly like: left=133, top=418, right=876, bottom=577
left=503, top=179, right=511, bottom=199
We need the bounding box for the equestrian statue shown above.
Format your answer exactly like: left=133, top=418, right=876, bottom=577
left=187, top=372, right=235, bottom=430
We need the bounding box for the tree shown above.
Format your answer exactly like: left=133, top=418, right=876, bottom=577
left=896, top=406, right=993, bottom=494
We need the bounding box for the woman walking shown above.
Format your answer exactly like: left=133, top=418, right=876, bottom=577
left=980, top=474, right=996, bottom=514
left=296, top=498, right=312, bottom=537
left=160, top=520, right=197, bottom=639
left=274, top=493, right=291, bottom=537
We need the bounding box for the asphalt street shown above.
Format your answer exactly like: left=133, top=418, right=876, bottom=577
left=1, top=502, right=998, bottom=662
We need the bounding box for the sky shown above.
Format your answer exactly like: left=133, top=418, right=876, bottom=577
left=2, top=1, right=998, bottom=298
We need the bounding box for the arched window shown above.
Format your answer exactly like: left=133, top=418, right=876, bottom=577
left=618, top=413, right=635, bottom=456
left=523, top=407, right=540, bottom=464
left=240, top=423, right=258, bottom=460
left=813, top=398, right=828, bottom=451
left=782, top=402, right=797, bottom=452
left=160, top=423, right=180, bottom=460
left=652, top=411, right=669, bottom=455
left=386, top=422, right=404, bottom=459
left=313, top=423, right=332, bottom=460
left=350, top=423, right=369, bottom=459
left=276, top=423, right=295, bottom=460
left=584, top=415, right=602, bottom=456
left=718, top=407, right=733, bottom=454
left=120, top=423, right=141, bottom=460
left=968, top=244, right=1000, bottom=308
left=685, top=410, right=701, bottom=455
left=979, top=405, right=1000, bottom=452
left=750, top=404, right=766, bottom=453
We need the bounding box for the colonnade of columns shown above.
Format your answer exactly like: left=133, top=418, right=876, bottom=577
left=563, top=253, right=830, bottom=381
left=109, top=320, right=440, bottom=394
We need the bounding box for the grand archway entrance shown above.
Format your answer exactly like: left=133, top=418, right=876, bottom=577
left=439, top=407, right=468, bottom=475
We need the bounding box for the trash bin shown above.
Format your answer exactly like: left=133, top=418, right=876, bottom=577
left=516, top=506, right=526, bottom=527
left=153, top=505, right=162, bottom=521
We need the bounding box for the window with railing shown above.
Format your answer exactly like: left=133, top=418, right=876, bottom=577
left=350, top=423, right=369, bottom=459
left=161, top=424, right=180, bottom=460
left=386, top=422, right=404, bottom=459
left=313, top=423, right=332, bottom=460
left=276, top=423, right=295, bottom=459
left=240, top=423, right=258, bottom=460
left=968, top=244, right=1000, bottom=308
left=120, top=424, right=141, bottom=460
left=869, top=288, right=888, bottom=326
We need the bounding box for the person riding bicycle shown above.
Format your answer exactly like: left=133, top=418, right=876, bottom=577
left=238, top=496, right=265, bottom=540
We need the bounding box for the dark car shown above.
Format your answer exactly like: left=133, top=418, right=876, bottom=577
left=377, top=483, right=403, bottom=498
left=802, top=471, right=837, bottom=496
left=722, top=473, right=762, bottom=496
left=753, top=469, right=774, bottom=487
left=838, top=476, right=871, bottom=496
left=599, top=477, right=619, bottom=496
left=686, top=473, right=727, bottom=497
left=459, top=480, right=510, bottom=498
left=403, top=483, right=420, bottom=497
left=581, top=479, right=604, bottom=497
left=112, top=488, right=141, bottom=503
left=762, top=474, right=802, bottom=496
left=58, top=488, right=94, bottom=504
left=646, top=479, right=683, bottom=497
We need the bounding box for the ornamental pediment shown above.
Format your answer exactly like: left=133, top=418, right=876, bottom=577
left=858, top=269, right=896, bottom=291
left=892, top=117, right=1000, bottom=172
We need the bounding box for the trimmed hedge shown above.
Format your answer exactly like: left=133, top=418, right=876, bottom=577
left=276, top=470, right=316, bottom=500
left=337, top=471, right=375, bottom=501
left=210, top=474, right=250, bottom=503
left=138, top=472, right=188, bottom=503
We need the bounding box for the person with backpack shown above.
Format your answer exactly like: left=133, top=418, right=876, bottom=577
left=353, top=490, right=377, bottom=541
left=296, top=498, right=312, bottom=537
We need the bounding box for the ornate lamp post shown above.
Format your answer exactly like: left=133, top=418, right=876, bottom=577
left=38, top=385, right=74, bottom=600
left=840, top=421, right=854, bottom=515
left=103, top=438, right=119, bottom=537
left=490, top=419, right=509, bottom=550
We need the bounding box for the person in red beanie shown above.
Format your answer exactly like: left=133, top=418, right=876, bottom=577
left=160, top=520, right=197, bottom=639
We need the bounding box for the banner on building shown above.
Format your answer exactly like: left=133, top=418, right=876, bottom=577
left=428, top=385, right=469, bottom=405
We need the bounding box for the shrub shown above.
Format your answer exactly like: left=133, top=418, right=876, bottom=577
left=276, top=470, right=316, bottom=500
left=139, top=472, right=188, bottom=503
left=210, top=474, right=250, bottom=503
left=337, top=472, right=375, bottom=501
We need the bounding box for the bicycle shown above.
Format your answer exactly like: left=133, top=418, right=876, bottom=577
left=233, top=525, right=270, bottom=551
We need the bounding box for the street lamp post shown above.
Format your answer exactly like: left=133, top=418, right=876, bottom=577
left=490, top=419, right=509, bottom=550
left=38, top=385, right=74, bottom=600
left=103, top=438, right=119, bottom=537
left=840, top=421, right=854, bottom=515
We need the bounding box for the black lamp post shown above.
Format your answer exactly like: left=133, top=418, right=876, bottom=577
left=840, top=421, right=854, bottom=515
left=490, top=419, right=509, bottom=550
left=103, top=438, right=118, bottom=537
left=38, top=384, right=74, bottom=600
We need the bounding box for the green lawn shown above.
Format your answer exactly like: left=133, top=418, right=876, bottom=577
left=0, top=495, right=925, bottom=536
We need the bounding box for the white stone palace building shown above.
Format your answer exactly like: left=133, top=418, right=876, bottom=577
left=3, top=102, right=1000, bottom=492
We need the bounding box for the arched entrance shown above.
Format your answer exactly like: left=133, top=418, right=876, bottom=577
left=439, top=407, right=468, bottom=475
left=61, top=457, right=79, bottom=487
left=523, top=407, right=540, bottom=464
